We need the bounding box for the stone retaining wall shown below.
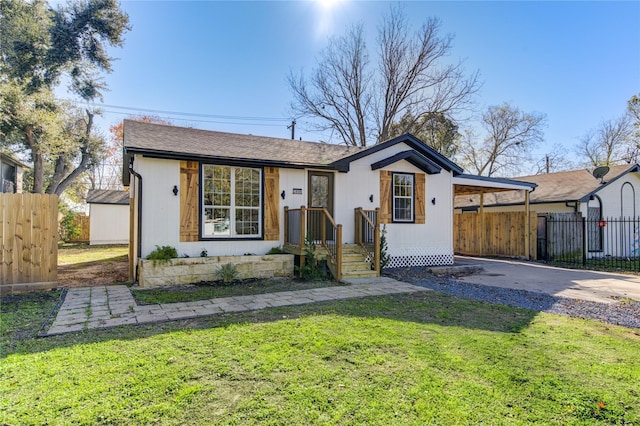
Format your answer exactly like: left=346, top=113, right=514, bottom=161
left=137, top=254, right=294, bottom=287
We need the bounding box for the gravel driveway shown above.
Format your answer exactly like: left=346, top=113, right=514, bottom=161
left=385, top=263, right=640, bottom=329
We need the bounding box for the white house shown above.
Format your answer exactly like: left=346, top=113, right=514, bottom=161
left=123, top=120, right=535, bottom=283
left=454, top=165, right=640, bottom=259
left=86, top=189, right=130, bottom=245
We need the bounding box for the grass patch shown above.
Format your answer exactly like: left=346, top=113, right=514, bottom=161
left=132, top=279, right=344, bottom=305
left=58, top=243, right=128, bottom=265
left=1, top=290, right=639, bottom=424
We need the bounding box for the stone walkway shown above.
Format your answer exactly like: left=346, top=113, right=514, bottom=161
left=45, top=277, right=426, bottom=336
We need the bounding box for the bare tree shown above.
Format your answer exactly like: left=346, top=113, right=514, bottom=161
left=532, top=144, right=576, bottom=174
left=577, top=115, right=634, bottom=167
left=289, top=6, right=479, bottom=147
left=457, top=103, right=546, bottom=177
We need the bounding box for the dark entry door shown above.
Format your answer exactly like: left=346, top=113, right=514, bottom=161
left=308, top=171, right=334, bottom=242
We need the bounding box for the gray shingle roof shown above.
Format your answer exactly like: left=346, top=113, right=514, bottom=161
left=123, top=120, right=364, bottom=167
left=455, top=164, right=640, bottom=208
left=86, top=189, right=130, bottom=205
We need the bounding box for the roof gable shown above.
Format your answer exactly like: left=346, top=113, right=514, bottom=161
left=370, top=150, right=442, bottom=174
left=331, top=133, right=463, bottom=174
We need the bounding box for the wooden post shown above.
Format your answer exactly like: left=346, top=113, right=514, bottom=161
left=479, top=191, right=485, bottom=256
left=336, top=224, right=343, bottom=281
left=354, top=207, right=360, bottom=246
left=321, top=209, right=327, bottom=247
left=283, top=206, right=289, bottom=246
left=298, top=206, right=306, bottom=277
left=524, top=190, right=530, bottom=259
left=299, top=205, right=306, bottom=247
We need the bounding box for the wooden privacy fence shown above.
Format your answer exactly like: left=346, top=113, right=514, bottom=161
left=65, top=215, right=90, bottom=243
left=454, top=211, right=537, bottom=259
left=1, top=193, right=59, bottom=292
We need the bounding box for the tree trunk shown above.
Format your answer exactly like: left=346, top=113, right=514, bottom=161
left=25, top=125, right=44, bottom=193
left=51, top=110, right=95, bottom=196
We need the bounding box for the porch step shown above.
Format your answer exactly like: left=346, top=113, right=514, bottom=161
left=340, top=244, right=378, bottom=280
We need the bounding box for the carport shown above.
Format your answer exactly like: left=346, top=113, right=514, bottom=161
left=453, top=174, right=537, bottom=258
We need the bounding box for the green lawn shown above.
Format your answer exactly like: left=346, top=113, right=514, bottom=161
left=1, top=290, right=639, bottom=425
left=58, top=243, right=128, bottom=265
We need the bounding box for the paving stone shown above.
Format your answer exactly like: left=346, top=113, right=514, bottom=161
left=192, top=306, right=223, bottom=316
left=166, top=310, right=198, bottom=320
left=217, top=303, right=250, bottom=313
left=47, top=324, right=84, bottom=335
left=101, top=317, right=138, bottom=327
left=136, top=314, right=170, bottom=323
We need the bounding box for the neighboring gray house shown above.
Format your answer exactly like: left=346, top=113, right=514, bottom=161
left=1, top=152, right=28, bottom=193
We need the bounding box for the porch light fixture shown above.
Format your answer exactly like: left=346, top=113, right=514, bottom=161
left=281, top=190, right=286, bottom=200
left=431, top=197, right=436, bottom=205
left=369, top=194, right=374, bottom=203
left=172, top=185, right=178, bottom=196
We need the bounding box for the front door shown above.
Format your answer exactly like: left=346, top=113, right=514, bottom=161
left=308, top=171, right=334, bottom=242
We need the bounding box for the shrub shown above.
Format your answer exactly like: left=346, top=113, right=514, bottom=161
left=59, top=211, right=81, bottom=243
left=146, top=245, right=178, bottom=261
left=295, top=234, right=327, bottom=280
left=379, top=224, right=390, bottom=269
left=215, top=263, right=240, bottom=283
left=266, top=246, right=286, bottom=255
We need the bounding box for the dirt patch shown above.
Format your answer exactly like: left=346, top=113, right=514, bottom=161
left=57, top=256, right=129, bottom=288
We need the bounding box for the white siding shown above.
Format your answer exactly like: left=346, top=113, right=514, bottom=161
left=89, top=204, right=129, bottom=245
left=336, top=142, right=454, bottom=267
left=582, top=173, right=640, bottom=219
left=134, top=142, right=457, bottom=266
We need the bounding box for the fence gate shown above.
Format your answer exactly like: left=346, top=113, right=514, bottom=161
left=1, top=193, right=59, bottom=293
left=539, top=212, right=640, bottom=272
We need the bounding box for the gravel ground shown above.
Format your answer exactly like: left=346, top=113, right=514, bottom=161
left=385, top=267, right=640, bottom=329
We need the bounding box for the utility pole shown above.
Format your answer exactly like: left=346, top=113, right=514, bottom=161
left=546, top=155, right=550, bottom=173
left=287, top=120, right=296, bottom=140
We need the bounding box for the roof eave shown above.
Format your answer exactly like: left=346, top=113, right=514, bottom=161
left=124, top=147, right=339, bottom=171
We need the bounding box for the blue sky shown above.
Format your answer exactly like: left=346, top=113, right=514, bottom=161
left=87, top=0, right=639, bottom=165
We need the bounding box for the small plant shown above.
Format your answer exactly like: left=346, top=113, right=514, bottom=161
left=146, top=245, right=178, bottom=261
left=266, top=246, right=286, bottom=255
left=295, top=234, right=327, bottom=280
left=379, top=224, right=390, bottom=269
left=200, top=249, right=208, bottom=257
left=215, top=262, right=240, bottom=283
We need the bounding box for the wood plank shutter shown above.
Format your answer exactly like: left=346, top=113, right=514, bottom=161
left=379, top=170, right=392, bottom=224
left=263, top=167, right=280, bottom=240
left=180, top=161, right=199, bottom=242
left=415, top=173, right=425, bottom=224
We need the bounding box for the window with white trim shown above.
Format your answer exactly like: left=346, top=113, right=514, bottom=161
left=202, top=165, right=261, bottom=238
left=393, top=173, right=414, bottom=222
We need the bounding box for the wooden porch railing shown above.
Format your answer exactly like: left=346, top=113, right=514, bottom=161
left=355, top=207, right=380, bottom=276
left=284, top=206, right=343, bottom=280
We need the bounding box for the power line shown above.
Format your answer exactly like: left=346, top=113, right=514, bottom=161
left=69, top=100, right=292, bottom=122
left=98, top=109, right=288, bottom=127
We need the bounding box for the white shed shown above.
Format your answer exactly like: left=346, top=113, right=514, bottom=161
left=87, top=189, right=130, bottom=245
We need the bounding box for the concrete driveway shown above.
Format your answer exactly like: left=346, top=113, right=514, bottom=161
left=455, top=256, right=640, bottom=304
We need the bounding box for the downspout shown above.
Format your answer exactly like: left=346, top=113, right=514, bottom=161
left=565, top=201, right=579, bottom=212
left=129, top=158, right=143, bottom=282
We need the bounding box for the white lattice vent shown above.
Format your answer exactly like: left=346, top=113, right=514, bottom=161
left=387, top=247, right=453, bottom=268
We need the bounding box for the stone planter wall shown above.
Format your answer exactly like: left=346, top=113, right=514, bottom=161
left=137, top=254, right=294, bottom=288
